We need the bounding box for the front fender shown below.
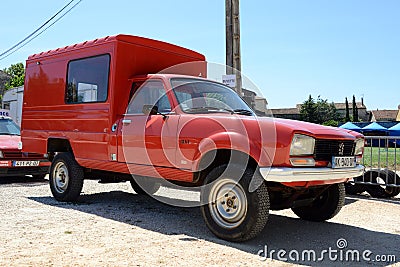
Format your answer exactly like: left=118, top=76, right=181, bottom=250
left=193, top=131, right=272, bottom=171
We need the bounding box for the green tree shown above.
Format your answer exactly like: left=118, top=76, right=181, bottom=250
left=345, top=97, right=350, bottom=122
left=352, top=95, right=359, bottom=122
left=300, top=95, right=340, bottom=125
left=323, top=119, right=339, bottom=127
left=300, top=95, right=318, bottom=123
left=3, top=63, right=25, bottom=89
left=315, top=96, right=340, bottom=123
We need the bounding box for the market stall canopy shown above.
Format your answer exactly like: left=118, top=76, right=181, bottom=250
left=339, top=122, right=362, bottom=132
left=362, top=122, right=389, bottom=147
left=388, top=123, right=400, bottom=136
left=362, top=122, right=389, bottom=134
left=388, top=123, right=400, bottom=146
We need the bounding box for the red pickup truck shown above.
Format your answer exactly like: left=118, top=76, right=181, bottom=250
left=22, top=35, right=364, bottom=242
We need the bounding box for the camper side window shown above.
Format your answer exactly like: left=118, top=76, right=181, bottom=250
left=66, top=54, right=110, bottom=103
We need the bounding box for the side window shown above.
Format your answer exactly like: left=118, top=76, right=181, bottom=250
left=127, top=80, right=171, bottom=114
left=66, top=54, right=110, bottom=103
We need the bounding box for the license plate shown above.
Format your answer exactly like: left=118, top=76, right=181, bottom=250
left=12, top=161, right=40, bottom=167
left=332, top=156, right=356, bottom=169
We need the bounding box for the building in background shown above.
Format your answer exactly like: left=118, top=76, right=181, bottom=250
left=2, top=86, right=23, bottom=126
left=270, top=107, right=301, bottom=120
left=397, top=106, right=400, bottom=121
left=254, top=96, right=269, bottom=116
left=370, top=109, right=399, bottom=122
left=241, top=88, right=270, bottom=116
left=271, top=98, right=370, bottom=122
left=330, top=99, right=369, bottom=122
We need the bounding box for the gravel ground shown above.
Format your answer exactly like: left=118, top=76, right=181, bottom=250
left=0, top=176, right=399, bottom=267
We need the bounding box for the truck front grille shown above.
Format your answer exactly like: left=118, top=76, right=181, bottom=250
left=314, top=140, right=355, bottom=161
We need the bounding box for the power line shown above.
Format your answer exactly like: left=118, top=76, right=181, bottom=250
left=0, top=0, right=83, bottom=62
left=0, top=0, right=76, bottom=58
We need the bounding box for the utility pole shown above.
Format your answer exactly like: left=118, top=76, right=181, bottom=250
left=226, top=0, right=242, bottom=95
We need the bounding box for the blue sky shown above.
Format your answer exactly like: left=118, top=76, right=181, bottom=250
left=1, top=0, right=399, bottom=110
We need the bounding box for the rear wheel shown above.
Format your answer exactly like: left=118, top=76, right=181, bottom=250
left=292, top=183, right=345, bottom=222
left=200, top=164, right=269, bottom=242
left=49, top=153, right=84, bottom=202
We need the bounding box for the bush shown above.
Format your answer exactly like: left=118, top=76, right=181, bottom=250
left=323, top=120, right=339, bottom=127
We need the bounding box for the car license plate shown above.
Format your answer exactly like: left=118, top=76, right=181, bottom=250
left=332, top=156, right=355, bottom=169
left=12, top=161, right=40, bottom=167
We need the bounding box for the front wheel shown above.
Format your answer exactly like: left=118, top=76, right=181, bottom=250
left=49, top=153, right=84, bottom=202
left=292, top=183, right=345, bottom=222
left=200, top=164, right=269, bottom=242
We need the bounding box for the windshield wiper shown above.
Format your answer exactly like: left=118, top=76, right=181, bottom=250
left=184, top=107, right=234, bottom=114
left=233, top=109, right=253, bottom=116
left=184, top=107, right=253, bottom=116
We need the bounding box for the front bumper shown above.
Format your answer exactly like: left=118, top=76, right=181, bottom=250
left=0, top=160, right=50, bottom=177
left=260, top=165, right=364, bottom=183
left=0, top=166, right=50, bottom=177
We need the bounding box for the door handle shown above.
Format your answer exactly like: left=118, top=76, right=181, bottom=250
left=122, top=119, right=132, bottom=125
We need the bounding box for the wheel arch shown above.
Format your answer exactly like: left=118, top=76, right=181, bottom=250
left=47, top=138, right=74, bottom=161
left=195, top=149, right=259, bottom=185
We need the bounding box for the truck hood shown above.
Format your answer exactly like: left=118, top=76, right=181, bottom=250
left=0, top=135, right=21, bottom=150
left=262, top=118, right=360, bottom=140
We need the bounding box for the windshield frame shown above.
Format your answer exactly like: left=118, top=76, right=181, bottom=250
left=169, top=77, right=255, bottom=116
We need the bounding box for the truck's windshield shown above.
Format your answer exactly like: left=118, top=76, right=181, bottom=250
left=0, top=119, right=20, bottom=135
left=170, top=78, right=254, bottom=116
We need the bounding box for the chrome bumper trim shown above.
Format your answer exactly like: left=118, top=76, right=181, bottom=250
left=260, top=165, right=364, bottom=182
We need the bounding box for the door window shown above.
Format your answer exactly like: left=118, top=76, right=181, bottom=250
left=127, top=80, right=171, bottom=114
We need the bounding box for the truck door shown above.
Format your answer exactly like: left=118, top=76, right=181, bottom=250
left=118, top=80, right=179, bottom=168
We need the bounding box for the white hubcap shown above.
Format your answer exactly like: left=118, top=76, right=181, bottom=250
left=53, top=162, right=69, bottom=194
left=208, top=179, right=248, bottom=229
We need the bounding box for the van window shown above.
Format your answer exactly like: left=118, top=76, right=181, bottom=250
left=65, top=54, right=110, bottom=103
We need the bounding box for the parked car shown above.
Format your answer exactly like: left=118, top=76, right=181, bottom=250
left=0, top=116, right=50, bottom=178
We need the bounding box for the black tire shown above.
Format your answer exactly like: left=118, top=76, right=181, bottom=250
left=130, top=177, right=161, bottom=195
left=292, top=183, right=345, bottom=222
left=49, top=152, right=84, bottom=202
left=200, top=164, right=269, bottom=242
left=344, top=176, right=366, bottom=195
left=365, top=169, right=400, bottom=198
